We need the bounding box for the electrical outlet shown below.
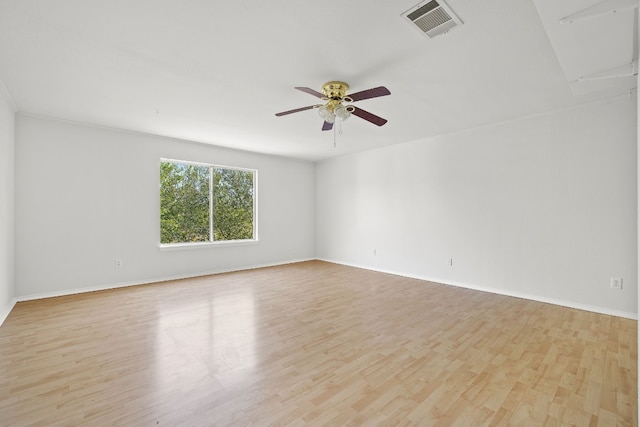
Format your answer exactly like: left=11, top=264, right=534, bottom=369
left=115, top=259, right=123, bottom=268
left=610, top=277, right=622, bottom=290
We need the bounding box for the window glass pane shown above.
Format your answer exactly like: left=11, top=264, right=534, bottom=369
left=213, top=168, right=254, bottom=241
left=160, top=162, right=211, bottom=244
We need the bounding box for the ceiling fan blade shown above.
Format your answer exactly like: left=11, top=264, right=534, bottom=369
left=348, top=86, right=391, bottom=102
left=351, top=107, right=388, bottom=126
left=275, top=105, right=317, bottom=116
left=322, top=121, right=334, bottom=131
left=295, top=87, right=325, bottom=98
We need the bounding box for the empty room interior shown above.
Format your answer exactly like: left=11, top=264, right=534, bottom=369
left=0, top=0, right=638, bottom=425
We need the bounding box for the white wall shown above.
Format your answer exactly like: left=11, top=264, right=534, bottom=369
left=14, top=114, right=315, bottom=298
left=317, top=96, right=638, bottom=318
left=0, top=85, right=15, bottom=321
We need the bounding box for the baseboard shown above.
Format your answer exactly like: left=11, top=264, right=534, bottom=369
left=317, top=258, right=639, bottom=321
left=15, top=258, right=316, bottom=303
left=11, top=257, right=637, bottom=321
left=0, top=298, right=17, bottom=327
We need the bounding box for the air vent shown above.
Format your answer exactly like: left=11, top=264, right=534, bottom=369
left=402, top=0, right=463, bottom=39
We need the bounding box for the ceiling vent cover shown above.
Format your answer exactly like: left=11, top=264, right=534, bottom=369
left=402, top=0, right=463, bottom=38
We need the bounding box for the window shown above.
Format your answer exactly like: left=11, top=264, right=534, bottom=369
left=160, top=159, right=256, bottom=245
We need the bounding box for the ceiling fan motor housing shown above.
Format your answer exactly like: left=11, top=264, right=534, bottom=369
left=322, top=81, right=350, bottom=100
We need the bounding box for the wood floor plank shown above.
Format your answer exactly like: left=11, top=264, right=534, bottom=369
left=0, top=261, right=636, bottom=425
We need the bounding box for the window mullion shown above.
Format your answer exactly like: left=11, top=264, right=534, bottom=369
left=209, top=166, right=214, bottom=242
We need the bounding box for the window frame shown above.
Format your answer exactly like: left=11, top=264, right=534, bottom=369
left=159, top=158, right=258, bottom=249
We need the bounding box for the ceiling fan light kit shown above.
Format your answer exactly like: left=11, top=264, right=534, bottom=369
left=275, top=80, right=390, bottom=132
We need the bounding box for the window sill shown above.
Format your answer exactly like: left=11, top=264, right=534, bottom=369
left=159, top=239, right=259, bottom=251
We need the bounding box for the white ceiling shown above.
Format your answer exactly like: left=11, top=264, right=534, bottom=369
left=0, top=0, right=636, bottom=161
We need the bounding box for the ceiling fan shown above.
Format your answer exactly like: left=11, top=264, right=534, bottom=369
left=275, top=81, right=391, bottom=131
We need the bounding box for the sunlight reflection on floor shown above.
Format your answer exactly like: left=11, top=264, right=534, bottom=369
left=156, top=287, right=256, bottom=392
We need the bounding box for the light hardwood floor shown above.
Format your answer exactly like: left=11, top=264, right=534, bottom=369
left=0, top=261, right=636, bottom=426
